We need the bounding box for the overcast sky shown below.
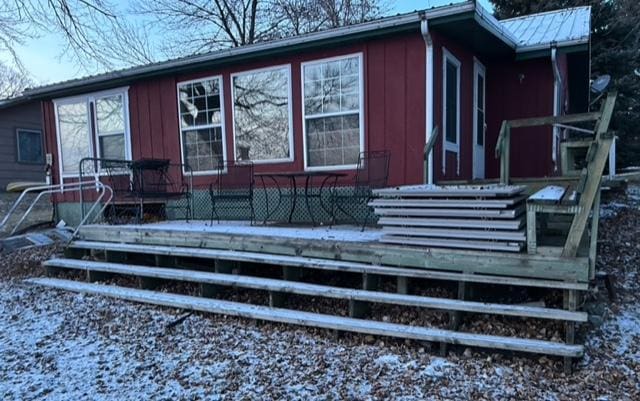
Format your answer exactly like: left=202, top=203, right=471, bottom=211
left=6, top=0, right=493, bottom=85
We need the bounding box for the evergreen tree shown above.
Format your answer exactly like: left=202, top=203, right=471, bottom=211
left=492, top=0, right=640, bottom=168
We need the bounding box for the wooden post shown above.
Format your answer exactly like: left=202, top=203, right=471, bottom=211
left=441, top=281, right=468, bottom=356
left=588, top=190, right=601, bottom=280
left=349, top=273, right=378, bottom=318
left=87, top=250, right=123, bottom=282
left=201, top=259, right=234, bottom=298
left=138, top=254, right=172, bottom=290
left=526, top=205, right=537, bottom=255
left=563, top=289, right=578, bottom=374
left=397, top=277, right=409, bottom=295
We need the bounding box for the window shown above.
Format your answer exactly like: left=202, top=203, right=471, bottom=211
left=16, top=129, right=43, bottom=164
left=232, top=66, right=293, bottom=163
left=303, top=54, right=363, bottom=170
left=96, top=94, right=126, bottom=160
left=56, top=100, right=91, bottom=174
left=177, top=77, right=225, bottom=173
left=442, top=48, right=461, bottom=174
left=54, top=88, right=130, bottom=176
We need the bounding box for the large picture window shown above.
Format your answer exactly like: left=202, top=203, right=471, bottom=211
left=232, top=66, right=292, bottom=163
left=303, top=54, right=363, bottom=170
left=54, top=88, right=130, bottom=176
left=442, top=48, right=461, bottom=174
left=56, top=101, right=91, bottom=174
left=178, top=77, right=225, bottom=173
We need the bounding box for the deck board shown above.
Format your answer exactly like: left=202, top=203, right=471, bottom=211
left=25, top=278, right=585, bottom=357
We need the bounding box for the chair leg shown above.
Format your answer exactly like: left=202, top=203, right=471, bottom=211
left=360, top=197, right=373, bottom=232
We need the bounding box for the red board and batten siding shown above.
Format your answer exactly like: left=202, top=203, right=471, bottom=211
left=41, top=29, right=559, bottom=205
left=485, top=57, right=555, bottom=178
left=42, top=32, right=429, bottom=203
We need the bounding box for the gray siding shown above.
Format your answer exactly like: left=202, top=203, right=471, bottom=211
left=0, top=101, right=45, bottom=191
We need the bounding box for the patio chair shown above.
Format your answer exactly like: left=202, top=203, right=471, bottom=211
left=332, top=150, right=390, bottom=231
left=131, top=159, right=193, bottom=222
left=209, top=160, right=255, bottom=225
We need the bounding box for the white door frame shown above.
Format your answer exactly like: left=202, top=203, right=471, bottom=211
left=473, top=58, right=486, bottom=180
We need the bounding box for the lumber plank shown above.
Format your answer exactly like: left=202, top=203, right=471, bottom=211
left=381, top=236, right=522, bottom=252
left=381, top=227, right=526, bottom=242
left=528, top=186, right=567, bottom=204
left=377, top=217, right=524, bottom=230
left=68, top=241, right=589, bottom=290
left=373, top=206, right=524, bottom=219
left=369, top=197, right=526, bottom=209
left=25, top=278, right=585, bottom=357
left=373, top=185, right=525, bottom=198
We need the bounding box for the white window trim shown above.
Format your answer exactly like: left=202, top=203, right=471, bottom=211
left=176, top=75, right=227, bottom=176
left=301, top=52, right=365, bottom=172
left=53, top=87, right=132, bottom=180
left=15, top=128, right=44, bottom=164
left=442, top=47, right=461, bottom=175
left=472, top=57, right=487, bottom=180
left=230, top=64, right=294, bottom=165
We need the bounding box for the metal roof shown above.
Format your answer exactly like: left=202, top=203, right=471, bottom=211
left=501, top=6, right=591, bottom=52
left=8, top=2, right=590, bottom=102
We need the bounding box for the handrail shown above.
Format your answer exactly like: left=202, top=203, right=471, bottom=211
left=494, top=92, right=617, bottom=185
left=0, top=181, right=113, bottom=238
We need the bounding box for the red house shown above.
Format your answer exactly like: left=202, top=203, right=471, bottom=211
left=21, top=2, right=591, bottom=218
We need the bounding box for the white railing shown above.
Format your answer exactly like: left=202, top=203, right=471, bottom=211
left=0, top=181, right=113, bottom=238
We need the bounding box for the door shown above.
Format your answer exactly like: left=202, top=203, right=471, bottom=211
left=473, top=59, right=486, bottom=179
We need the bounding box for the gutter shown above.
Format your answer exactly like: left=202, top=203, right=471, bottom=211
left=421, top=17, right=435, bottom=185
left=551, top=45, right=562, bottom=171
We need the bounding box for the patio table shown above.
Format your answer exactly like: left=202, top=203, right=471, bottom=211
left=255, top=171, right=347, bottom=225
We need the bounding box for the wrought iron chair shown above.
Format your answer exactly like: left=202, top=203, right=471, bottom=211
left=130, top=159, right=193, bottom=222
left=209, top=160, right=255, bottom=225
left=332, top=150, right=391, bottom=231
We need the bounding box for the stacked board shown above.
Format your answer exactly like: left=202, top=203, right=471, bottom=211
left=370, top=185, right=527, bottom=252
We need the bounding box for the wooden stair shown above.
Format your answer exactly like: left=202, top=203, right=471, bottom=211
left=26, top=277, right=584, bottom=358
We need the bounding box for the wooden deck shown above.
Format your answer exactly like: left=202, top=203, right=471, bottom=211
left=29, top=219, right=593, bottom=368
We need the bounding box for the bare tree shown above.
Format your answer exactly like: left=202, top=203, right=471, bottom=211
left=133, top=0, right=388, bottom=59
left=0, top=62, right=34, bottom=99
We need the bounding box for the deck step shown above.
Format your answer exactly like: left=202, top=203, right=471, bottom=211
left=44, top=258, right=588, bottom=322
left=68, top=241, right=589, bottom=291
left=24, top=277, right=584, bottom=358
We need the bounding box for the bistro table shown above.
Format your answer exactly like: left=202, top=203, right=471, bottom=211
left=255, top=171, right=347, bottom=226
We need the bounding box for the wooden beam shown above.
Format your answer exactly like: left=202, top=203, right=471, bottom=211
left=508, top=112, right=601, bottom=129
left=43, top=259, right=589, bottom=322
left=25, top=278, right=585, bottom=357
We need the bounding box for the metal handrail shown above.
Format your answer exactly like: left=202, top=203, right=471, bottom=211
left=0, top=181, right=113, bottom=238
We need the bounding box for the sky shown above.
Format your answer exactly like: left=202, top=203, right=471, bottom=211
left=6, top=0, right=493, bottom=86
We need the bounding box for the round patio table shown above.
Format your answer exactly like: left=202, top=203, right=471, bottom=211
left=255, top=171, right=347, bottom=226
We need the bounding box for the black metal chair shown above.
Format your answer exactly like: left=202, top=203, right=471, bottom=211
left=131, top=159, right=193, bottom=223
left=332, top=150, right=391, bottom=231
left=209, top=160, right=255, bottom=225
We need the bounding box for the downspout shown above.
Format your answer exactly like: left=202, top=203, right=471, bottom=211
left=551, top=45, right=562, bottom=172
left=421, top=16, right=434, bottom=185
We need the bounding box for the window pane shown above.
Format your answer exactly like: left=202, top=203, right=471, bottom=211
left=17, top=130, right=43, bottom=163
left=445, top=60, right=458, bottom=144
left=306, top=114, right=359, bottom=168
left=233, top=67, right=291, bottom=161
left=182, top=127, right=223, bottom=172
left=477, top=110, right=485, bottom=146
left=58, top=102, right=90, bottom=173
left=96, top=95, right=124, bottom=134
left=178, top=78, right=221, bottom=129
left=303, top=56, right=362, bottom=168
left=99, top=134, right=125, bottom=160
